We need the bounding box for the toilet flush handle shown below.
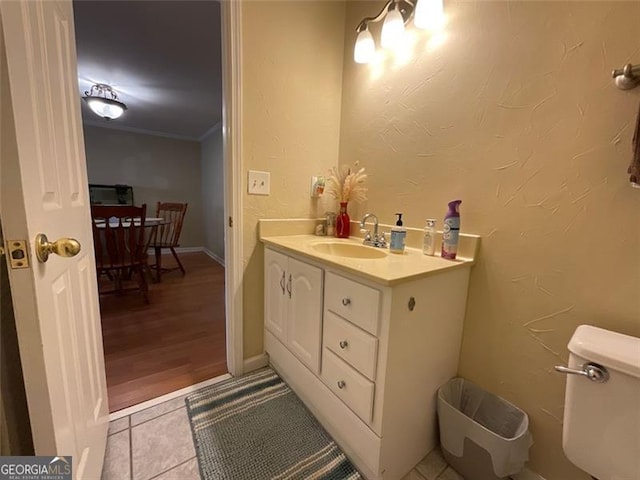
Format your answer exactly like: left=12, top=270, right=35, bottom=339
left=554, top=362, right=609, bottom=383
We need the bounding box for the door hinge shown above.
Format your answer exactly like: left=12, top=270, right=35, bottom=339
left=6, top=240, right=29, bottom=269
left=228, top=216, right=233, bottom=228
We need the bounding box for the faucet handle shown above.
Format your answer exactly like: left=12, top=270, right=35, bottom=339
left=361, top=229, right=372, bottom=242
left=374, top=232, right=387, bottom=248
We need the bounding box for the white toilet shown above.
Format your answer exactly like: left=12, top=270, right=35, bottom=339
left=557, top=325, right=640, bottom=480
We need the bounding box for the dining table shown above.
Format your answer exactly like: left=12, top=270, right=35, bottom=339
left=92, top=216, right=171, bottom=283
left=92, top=217, right=169, bottom=228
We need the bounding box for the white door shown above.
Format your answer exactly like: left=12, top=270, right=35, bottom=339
left=264, top=248, right=288, bottom=343
left=287, top=257, right=322, bottom=373
left=0, top=1, right=108, bottom=479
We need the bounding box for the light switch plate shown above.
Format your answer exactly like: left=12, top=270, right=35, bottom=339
left=248, top=170, right=270, bottom=195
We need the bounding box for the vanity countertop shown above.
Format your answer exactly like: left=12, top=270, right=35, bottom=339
left=260, top=233, right=476, bottom=286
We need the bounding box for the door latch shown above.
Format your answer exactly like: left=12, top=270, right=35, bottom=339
left=6, top=240, right=29, bottom=269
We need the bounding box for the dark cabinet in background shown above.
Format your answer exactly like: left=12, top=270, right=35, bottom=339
left=89, top=184, right=134, bottom=205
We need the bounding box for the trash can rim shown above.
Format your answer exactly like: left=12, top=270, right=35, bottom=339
left=437, top=377, right=531, bottom=441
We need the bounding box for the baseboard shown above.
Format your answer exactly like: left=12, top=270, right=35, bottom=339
left=243, top=353, right=268, bottom=373
left=511, top=467, right=546, bottom=480
left=174, top=246, right=204, bottom=254
left=203, top=247, right=225, bottom=267
left=146, top=246, right=204, bottom=256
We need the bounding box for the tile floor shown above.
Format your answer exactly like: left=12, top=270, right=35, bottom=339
left=403, top=448, right=463, bottom=480
left=102, top=394, right=199, bottom=480
left=103, top=394, right=460, bottom=480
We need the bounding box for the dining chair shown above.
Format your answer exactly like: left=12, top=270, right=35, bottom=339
left=148, top=202, right=188, bottom=282
left=91, top=204, right=149, bottom=303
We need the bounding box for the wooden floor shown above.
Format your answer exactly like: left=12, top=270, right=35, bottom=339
left=100, top=252, right=227, bottom=412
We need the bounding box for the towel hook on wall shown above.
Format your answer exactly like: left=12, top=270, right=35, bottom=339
left=612, top=63, right=640, bottom=90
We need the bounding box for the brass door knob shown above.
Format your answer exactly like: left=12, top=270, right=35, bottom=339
left=35, top=234, right=81, bottom=263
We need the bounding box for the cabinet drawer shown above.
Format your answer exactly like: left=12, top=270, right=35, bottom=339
left=324, top=311, right=378, bottom=380
left=325, top=272, right=380, bottom=335
left=321, top=348, right=374, bottom=424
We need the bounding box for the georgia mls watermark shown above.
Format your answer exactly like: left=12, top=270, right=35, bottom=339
left=0, top=457, right=71, bottom=480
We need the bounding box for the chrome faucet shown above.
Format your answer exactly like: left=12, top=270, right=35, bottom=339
left=360, top=213, right=387, bottom=248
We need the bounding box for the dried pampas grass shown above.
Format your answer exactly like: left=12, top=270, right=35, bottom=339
left=326, top=162, right=367, bottom=203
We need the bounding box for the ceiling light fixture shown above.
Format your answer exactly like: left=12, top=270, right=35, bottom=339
left=83, top=84, right=127, bottom=120
left=354, top=0, right=445, bottom=64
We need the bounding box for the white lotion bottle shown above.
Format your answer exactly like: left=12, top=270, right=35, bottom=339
left=422, top=219, right=436, bottom=255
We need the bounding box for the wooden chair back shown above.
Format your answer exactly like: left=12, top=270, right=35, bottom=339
left=153, top=202, right=188, bottom=248
left=91, top=204, right=147, bottom=270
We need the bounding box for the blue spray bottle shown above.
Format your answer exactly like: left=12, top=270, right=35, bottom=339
left=441, top=200, right=461, bottom=260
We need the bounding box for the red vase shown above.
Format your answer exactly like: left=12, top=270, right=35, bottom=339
left=336, top=202, right=350, bottom=238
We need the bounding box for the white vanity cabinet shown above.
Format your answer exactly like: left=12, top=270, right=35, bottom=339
left=264, top=248, right=323, bottom=373
left=320, top=272, right=380, bottom=425
left=263, top=244, right=471, bottom=480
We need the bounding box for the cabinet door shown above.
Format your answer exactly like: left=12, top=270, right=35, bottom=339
left=264, top=249, right=288, bottom=343
left=287, top=257, right=323, bottom=373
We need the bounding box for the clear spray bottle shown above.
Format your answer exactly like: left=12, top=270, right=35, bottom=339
left=422, top=219, right=436, bottom=256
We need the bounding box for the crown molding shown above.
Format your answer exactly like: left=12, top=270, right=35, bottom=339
left=198, top=120, right=223, bottom=142
left=82, top=119, right=201, bottom=142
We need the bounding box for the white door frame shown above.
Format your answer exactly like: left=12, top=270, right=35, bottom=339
left=221, top=0, right=244, bottom=376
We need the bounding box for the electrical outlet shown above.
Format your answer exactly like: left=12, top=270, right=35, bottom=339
left=248, top=170, right=270, bottom=195
left=311, top=176, right=322, bottom=198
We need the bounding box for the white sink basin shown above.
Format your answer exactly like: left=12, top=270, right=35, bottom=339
left=311, top=242, right=388, bottom=259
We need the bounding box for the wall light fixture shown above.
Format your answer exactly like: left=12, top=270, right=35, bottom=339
left=83, top=83, right=128, bottom=120
left=354, top=0, right=445, bottom=64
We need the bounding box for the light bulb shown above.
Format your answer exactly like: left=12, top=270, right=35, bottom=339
left=414, top=0, right=445, bottom=31
left=86, top=98, right=126, bottom=120
left=354, top=28, right=375, bottom=64
left=381, top=6, right=405, bottom=48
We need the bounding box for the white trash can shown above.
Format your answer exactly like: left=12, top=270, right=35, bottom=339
left=437, top=378, right=533, bottom=480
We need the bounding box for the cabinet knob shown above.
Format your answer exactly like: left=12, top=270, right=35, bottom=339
left=339, top=340, right=348, bottom=349
left=341, top=298, right=351, bottom=306
left=337, top=380, right=346, bottom=389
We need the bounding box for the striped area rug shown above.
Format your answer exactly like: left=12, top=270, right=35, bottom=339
left=186, top=367, right=362, bottom=480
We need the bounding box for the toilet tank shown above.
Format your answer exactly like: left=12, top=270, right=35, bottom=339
left=562, top=325, right=640, bottom=480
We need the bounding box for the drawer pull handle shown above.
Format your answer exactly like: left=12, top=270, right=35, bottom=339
left=337, top=380, right=346, bottom=389
left=339, top=340, right=348, bottom=349
left=342, top=298, right=351, bottom=306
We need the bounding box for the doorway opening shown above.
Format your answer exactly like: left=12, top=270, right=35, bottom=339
left=73, top=0, right=228, bottom=413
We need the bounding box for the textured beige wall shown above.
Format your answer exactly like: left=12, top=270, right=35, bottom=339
left=241, top=1, right=346, bottom=357
left=338, top=2, right=640, bottom=479
left=83, top=126, right=205, bottom=248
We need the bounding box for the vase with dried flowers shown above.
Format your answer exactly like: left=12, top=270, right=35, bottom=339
left=326, top=162, right=367, bottom=238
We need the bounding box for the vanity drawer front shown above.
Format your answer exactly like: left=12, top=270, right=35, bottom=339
left=322, top=348, right=374, bottom=424
left=324, top=311, right=378, bottom=381
left=325, top=272, right=380, bottom=335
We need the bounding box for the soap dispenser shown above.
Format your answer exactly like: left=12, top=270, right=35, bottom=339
left=389, top=213, right=406, bottom=254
